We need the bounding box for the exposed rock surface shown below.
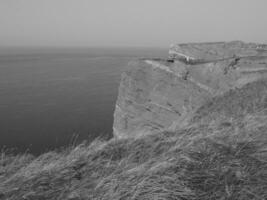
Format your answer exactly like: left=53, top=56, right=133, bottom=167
left=113, top=41, right=267, bottom=138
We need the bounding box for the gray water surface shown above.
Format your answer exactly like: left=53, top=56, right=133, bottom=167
left=0, top=47, right=166, bottom=154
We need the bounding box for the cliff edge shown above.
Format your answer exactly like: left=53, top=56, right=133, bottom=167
left=2, top=42, right=267, bottom=200
left=113, top=41, right=267, bottom=138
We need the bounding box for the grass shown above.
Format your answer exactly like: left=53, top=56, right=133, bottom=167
left=191, top=79, right=267, bottom=124
left=1, top=80, right=267, bottom=199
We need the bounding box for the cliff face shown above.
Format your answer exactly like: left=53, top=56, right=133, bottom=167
left=113, top=41, right=267, bottom=138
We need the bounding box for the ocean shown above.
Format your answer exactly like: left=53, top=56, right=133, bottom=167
left=0, top=47, right=166, bottom=154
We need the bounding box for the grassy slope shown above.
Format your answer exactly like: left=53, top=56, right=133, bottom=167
left=1, top=80, right=267, bottom=200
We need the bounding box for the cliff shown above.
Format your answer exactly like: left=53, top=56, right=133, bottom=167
left=1, top=42, right=267, bottom=200
left=113, top=41, right=267, bottom=138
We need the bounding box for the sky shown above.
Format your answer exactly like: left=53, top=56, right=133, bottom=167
left=0, top=0, right=266, bottom=47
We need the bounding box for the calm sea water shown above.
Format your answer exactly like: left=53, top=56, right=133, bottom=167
left=0, top=47, right=166, bottom=154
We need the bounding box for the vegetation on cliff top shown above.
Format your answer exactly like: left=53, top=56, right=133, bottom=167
left=1, top=80, right=267, bottom=200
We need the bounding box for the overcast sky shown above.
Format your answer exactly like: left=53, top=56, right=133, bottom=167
left=0, top=0, right=266, bottom=47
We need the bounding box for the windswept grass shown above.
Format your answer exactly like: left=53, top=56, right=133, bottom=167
left=192, top=79, right=267, bottom=124
left=1, top=80, right=267, bottom=200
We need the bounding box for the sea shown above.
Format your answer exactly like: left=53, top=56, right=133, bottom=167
left=0, top=47, right=167, bottom=155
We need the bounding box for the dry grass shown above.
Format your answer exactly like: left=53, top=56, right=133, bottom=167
left=192, top=79, right=267, bottom=124
left=1, top=80, right=267, bottom=200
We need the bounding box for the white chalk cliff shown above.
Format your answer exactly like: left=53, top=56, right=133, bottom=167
left=113, top=41, right=267, bottom=138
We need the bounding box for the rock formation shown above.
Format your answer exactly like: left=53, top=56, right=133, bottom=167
left=113, top=41, right=267, bottom=138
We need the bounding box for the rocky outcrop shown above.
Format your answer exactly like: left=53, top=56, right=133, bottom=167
left=113, top=41, right=267, bottom=138
left=169, top=41, right=267, bottom=63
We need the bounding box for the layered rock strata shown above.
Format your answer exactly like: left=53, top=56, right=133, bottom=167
left=113, top=41, right=267, bottom=138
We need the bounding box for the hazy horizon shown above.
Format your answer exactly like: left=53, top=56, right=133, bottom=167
left=0, top=0, right=267, bottom=47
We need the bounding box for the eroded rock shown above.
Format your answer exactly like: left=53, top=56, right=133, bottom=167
left=113, top=41, right=267, bottom=138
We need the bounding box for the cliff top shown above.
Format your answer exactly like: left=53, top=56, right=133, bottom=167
left=169, top=41, right=267, bottom=63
